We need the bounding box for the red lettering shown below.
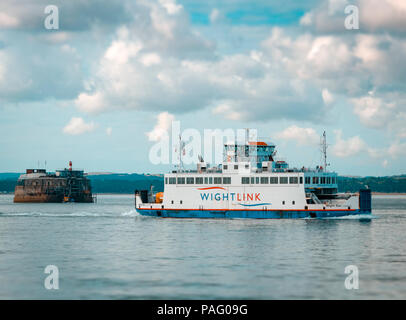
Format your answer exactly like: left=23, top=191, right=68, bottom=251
left=255, top=193, right=260, bottom=201
left=247, top=194, right=253, bottom=201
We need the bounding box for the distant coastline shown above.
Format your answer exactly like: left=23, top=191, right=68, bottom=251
left=372, top=192, right=406, bottom=195
left=1, top=173, right=406, bottom=194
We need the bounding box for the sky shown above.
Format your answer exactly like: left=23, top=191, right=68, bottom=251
left=0, top=0, right=405, bottom=176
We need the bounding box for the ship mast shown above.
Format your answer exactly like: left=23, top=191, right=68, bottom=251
left=320, top=131, right=329, bottom=172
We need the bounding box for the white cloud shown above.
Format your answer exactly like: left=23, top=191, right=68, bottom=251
left=140, top=53, right=161, bottom=66
left=352, top=96, right=395, bottom=129
left=209, top=8, right=221, bottom=23
left=44, top=32, right=71, bottom=44
left=76, top=24, right=325, bottom=121
left=331, top=130, right=383, bottom=159
left=104, top=38, right=143, bottom=64
left=359, top=0, right=406, bottom=33
left=388, top=141, right=406, bottom=159
left=146, top=111, right=175, bottom=141
left=331, top=130, right=368, bottom=158
left=158, top=0, right=182, bottom=15
left=275, top=125, right=319, bottom=146
left=106, top=127, right=112, bottom=136
left=212, top=103, right=244, bottom=121
left=75, top=91, right=107, bottom=114
left=63, top=117, right=95, bottom=135
left=299, top=12, right=312, bottom=26
left=322, top=88, right=334, bottom=105
left=300, top=0, right=406, bottom=33
left=0, top=12, right=19, bottom=28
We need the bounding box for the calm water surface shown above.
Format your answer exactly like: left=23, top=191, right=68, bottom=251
left=0, top=194, right=405, bottom=299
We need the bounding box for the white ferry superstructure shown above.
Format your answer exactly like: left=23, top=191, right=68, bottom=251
left=135, top=131, right=372, bottom=219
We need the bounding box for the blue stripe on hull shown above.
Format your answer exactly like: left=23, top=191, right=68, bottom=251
left=137, top=209, right=371, bottom=219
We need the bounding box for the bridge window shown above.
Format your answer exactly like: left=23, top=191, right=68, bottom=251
left=332, top=177, right=336, bottom=184
left=204, top=177, right=208, bottom=184
left=223, top=177, right=231, bottom=184
left=312, top=177, right=319, bottom=184
left=261, top=177, right=269, bottom=184
left=186, top=177, right=194, bottom=184
left=214, top=177, right=222, bottom=184
left=251, top=177, right=255, bottom=184
left=280, top=177, right=288, bottom=184
left=209, top=177, right=213, bottom=184
left=169, top=177, right=176, bottom=184
left=305, top=177, right=310, bottom=184
left=165, top=177, right=168, bottom=184
left=256, top=177, right=260, bottom=184
left=234, top=165, right=238, bottom=170
left=196, top=177, right=203, bottom=184
left=245, top=164, right=249, bottom=169
left=300, top=177, right=303, bottom=184
left=223, top=165, right=228, bottom=170
left=289, top=177, right=298, bottom=184
left=327, top=177, right=331, bottom=184
left=241, top=177, right=250, bottom=184
left=177, top=177, right=185, bottom=184
left=270, top=177, right=278, bottom=184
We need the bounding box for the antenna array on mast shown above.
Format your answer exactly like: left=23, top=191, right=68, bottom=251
left=320, top=131, right=329, bottom=172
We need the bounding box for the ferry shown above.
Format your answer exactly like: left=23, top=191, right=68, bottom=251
left=135, top=131, right=372, bottom=219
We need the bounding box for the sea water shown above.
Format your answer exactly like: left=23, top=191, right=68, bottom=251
left=0, top=194, right=405, bottom=299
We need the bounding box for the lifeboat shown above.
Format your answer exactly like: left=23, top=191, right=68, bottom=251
left=155, top=192, right=164, bottom=203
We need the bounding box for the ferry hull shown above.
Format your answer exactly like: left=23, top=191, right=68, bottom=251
left=137, top=209, right=371, bottom=219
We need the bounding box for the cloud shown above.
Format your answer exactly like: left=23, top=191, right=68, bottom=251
left=106, top=127, right=112, bottom=136
left=352, top=96, right=394, bottom=129
left=359, top=0, right=406, bottom=33
left=159, top=0, right=182, bottom=15
left=300, top=0, right=406, bottom=34
left=0, top=0, right=405, bottom=157
left=146, top=112, right=175, bottom=141
left=299, top=12, right=313, bottom=26
left=275, top=125, right=320, bottom=146
left=388, top=141, right=406, bottom=159
left=63, top=117, right=95, bottom=135
left=75, top=22, right=326, bottom=122
left=331, top=130, right=368, bottom=158
left=212, top=102, right=244, bottom=121
left=75, top=92, right=107, bottom=114
left=331, top=129, right=382, bottom=158
left=322, top=88, right=334, bottom=105
left=351, top=94, right=406, bottom=139
left=0, top=11, right=19, bottom=28
left=209, top=9, right=222, bottom=23
left=140, top=53, right=161, bottom=66
left=0, top=0, right=131, bottom=31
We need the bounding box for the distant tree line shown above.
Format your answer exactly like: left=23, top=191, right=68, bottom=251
left=337, top=176, right=406, bottom=193
left=1, top=174, right=405, bottom=194
left=0, top=174, right=164, bottom=194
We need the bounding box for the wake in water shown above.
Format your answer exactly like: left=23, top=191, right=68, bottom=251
left=313, top=214, right=378, bottom=220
